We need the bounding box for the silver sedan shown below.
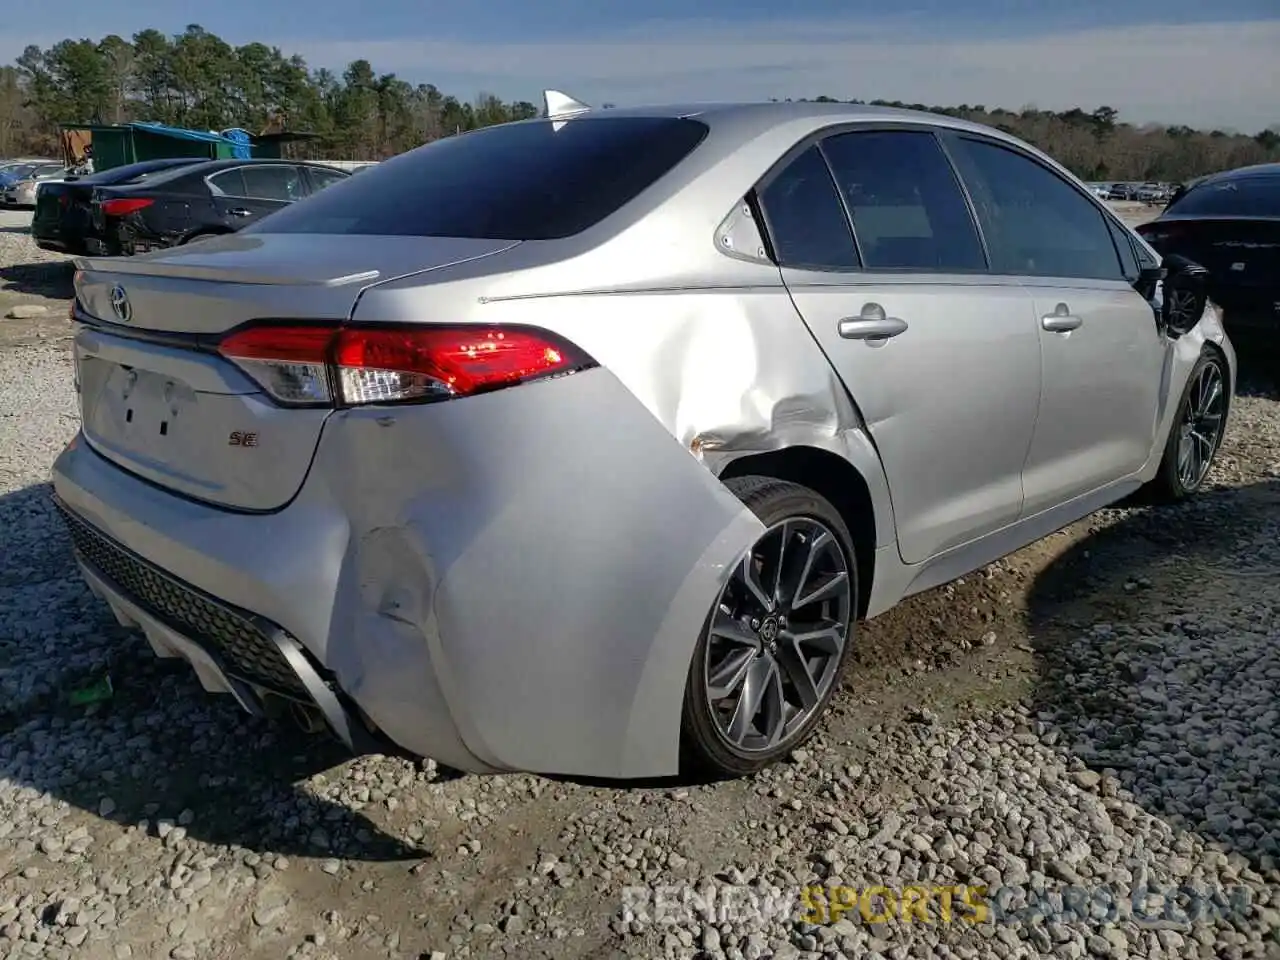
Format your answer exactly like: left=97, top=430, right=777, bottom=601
left=52, top=95, right=1233, bottom=780
left=1, top=163, right=68, bottom=207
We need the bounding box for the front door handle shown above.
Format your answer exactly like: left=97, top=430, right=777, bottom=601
left=838, top=303, right=909, bottom=341
left=1041, top=303, right=1083, bottom=333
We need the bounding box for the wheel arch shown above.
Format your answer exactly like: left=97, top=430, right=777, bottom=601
left=1200, top=339, right=1231, bottom=401
left=717, top=445, right=878, bottom=619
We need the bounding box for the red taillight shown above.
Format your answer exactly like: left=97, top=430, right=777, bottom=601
left=100, top=198, right=154, bottom=217
left=217, top=323, right=595, bottom=407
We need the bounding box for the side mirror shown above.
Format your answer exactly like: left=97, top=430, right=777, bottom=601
left=1135, top=264, right=1165, bottom=302
left=1160, top=254, right=1210, bottom=338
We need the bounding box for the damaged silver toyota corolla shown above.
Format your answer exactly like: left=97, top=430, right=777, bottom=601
left=52, top=92, right=1235, bottom=780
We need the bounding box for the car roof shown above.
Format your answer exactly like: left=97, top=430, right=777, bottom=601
left=172, top=157, right=334, bottom=175
left=536, top=99, right=1015, bottom=138
left=124, top=157, right=351, bottom=188
left=504, top=99, right=1053, bottom=173
left=1193, top=162, right=1280, bottom=187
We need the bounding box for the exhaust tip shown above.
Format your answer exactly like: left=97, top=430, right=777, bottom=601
left=288, top=699, right=328, bottom=736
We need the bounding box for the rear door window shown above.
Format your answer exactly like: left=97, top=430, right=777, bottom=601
left=247, top=116, right=709, bottom=240
left=820, top=130, right=987, bottom=272
left=208, top=169, right=247, bottom=197
left=240, top=165, right=305, bottom=202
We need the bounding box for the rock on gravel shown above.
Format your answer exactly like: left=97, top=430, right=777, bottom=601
left=4, top=304, right=49, bottom=319
left=0, top=208, right=74, bottom=322
left=1, top=216, right=1279, bottom=958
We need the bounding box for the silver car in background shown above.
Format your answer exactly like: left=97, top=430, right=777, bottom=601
left=53, top=95, right=1234, bottom=781
left=1, top=162, right=68, bottom=207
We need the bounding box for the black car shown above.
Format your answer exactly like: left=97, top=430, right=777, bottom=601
left=81, top=158, right=350, bottom=256
left=1135, top=163, right=1280, bottom=353
left=31, top=158, right=206, bottom=255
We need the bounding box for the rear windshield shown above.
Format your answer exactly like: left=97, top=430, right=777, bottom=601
left=81, top=160, right=202, bottom=185
left=1165, top=174, right=1280, bottom=217
left=246, top=116, right=710, bottom=240
left=113, top=163, right=216, bottom=190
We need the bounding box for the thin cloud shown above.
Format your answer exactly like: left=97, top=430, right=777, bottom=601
left=290, top=18, right=1280, bottom=132
left=2, top=17, right=1276, bottom=131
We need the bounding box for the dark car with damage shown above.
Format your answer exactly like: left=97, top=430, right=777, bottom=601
left=1135, top=163, right=1280, bottom=357
left=31, top=158, right=206, bottom=255
left=80, top=158, right=351, bottom=255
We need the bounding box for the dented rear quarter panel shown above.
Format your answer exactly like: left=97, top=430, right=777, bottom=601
left=327, top=260, right=898, bottom=776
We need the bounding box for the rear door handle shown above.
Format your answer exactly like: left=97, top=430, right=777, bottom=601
left=838, top=303, right=908, bottom=341
left=228, top=207, right=253, bottom=217
left=1041, top=303, right=1083, bottom=333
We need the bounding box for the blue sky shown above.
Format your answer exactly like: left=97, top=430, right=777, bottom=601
left=4, top=0, right=1279, bottom=132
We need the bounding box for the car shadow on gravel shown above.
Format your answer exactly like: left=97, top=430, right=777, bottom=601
left=0, top=261, right=74, bottom=300
left=1027, top=477, right=1280, bottom=868
left=0, top=483, right=428, bottom=863
left=1234, top=351, right=1279, bottom=398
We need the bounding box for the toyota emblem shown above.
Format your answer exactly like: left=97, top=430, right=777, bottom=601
left=109, top=284, right=131, bottom=323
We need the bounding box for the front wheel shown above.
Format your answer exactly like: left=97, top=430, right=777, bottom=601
left=1148, top=351, right=1228, bottom=501
left=681, top=476, right=857, bottom=779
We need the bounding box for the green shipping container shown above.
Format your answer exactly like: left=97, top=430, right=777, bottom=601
left=60, top=122, right=241, bottom=172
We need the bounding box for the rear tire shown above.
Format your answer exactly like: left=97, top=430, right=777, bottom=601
left=681, top=476, right=858, bottom=779
left=1147, top=351, right=1228, bottom=502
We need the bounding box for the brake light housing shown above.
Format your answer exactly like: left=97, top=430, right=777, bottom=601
left=217, top=323, right=597, bottom=407
left=1135, top=222, right=1183, bottom=250
left=100, top=197, right=154, bottom=217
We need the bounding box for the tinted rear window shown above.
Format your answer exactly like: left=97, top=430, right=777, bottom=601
left=247, top=117, right=709, bottom=240
left=1166, top=175, right=1280, bottom=217
left=86, top=160, right=202, bottom=185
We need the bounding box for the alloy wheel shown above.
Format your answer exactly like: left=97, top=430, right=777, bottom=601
left=703, top=518, right=852, bottom=753
left=1177, top=359, right=1226, bottom=490
left=1165, top=288, right=1202, bottom=333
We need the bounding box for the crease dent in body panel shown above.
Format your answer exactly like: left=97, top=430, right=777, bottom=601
left=310, top=365, right=769, bottom=777
left=641, top=301, right=857, bottom=459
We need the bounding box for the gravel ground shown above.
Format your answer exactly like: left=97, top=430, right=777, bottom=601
left=0, top=209, right=72, bottom=327
left=2, top=206, right=1279, bottom=960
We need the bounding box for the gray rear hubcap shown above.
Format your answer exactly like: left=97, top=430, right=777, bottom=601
left=703, top=518, right=852, bottom=754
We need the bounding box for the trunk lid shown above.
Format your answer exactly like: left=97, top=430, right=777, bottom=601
left=1139, top=216, right=1280, bottom=290
left=32, top=181, right=72, bottom=228
left=33, top=180, right=96, bottom=243
left=73, top=233, right=520, bottom=511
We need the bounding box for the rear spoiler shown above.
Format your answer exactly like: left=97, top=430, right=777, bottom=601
left=71, top=250, right=382, bottom=288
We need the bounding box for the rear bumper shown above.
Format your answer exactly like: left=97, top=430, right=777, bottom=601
left=52, top=434, right=494, bottom=773
left=60, top=509, right=390, bottom=756
left=52, top=367, right=762, bottom=779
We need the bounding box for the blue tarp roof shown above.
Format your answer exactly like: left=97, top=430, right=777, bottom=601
left=220, top=127, right=253, bottom=160
left=128, top=122, right=239, bottom=145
